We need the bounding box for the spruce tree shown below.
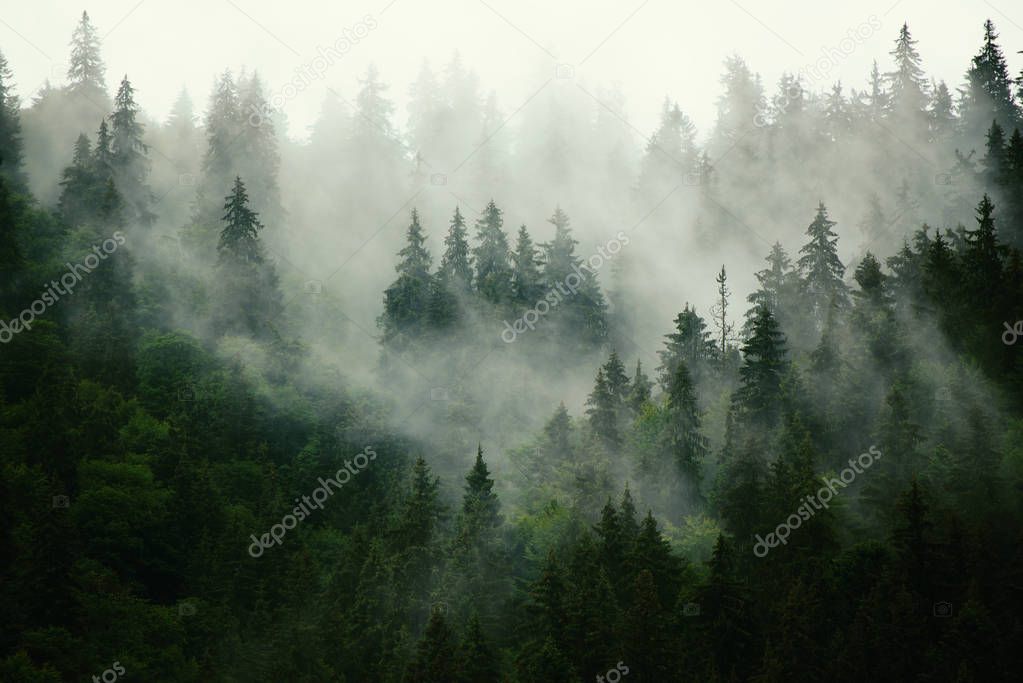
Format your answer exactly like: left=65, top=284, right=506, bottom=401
left=510, top=225, right=543, bottom=306
left=457, top=613, right=498, bottom=683
left=438, top=206, right=473, bottom=291
left=885, top=23, right=928, bottom=124
left=472, top=200, right=512, bottom=304
left=381, top=209, right=433, bottom=344
left=58, top=133, right=99, bottom=226
left=404, top=608, right=458, bottom=683
left=658, top=303, right=715, bottom=388
left=457, top=445, right=502, bottom=546
left=962, top=20, right=1019, bottom=137
left=585, top=368, right=620, bottom=450
left=628, top=359, right=653, bottom=414
left=664, top=360, right=708, bottom=502
left=797, top=202, right=849, bottom=322
left=541, top=207, right=608, bottom=345
left=0, top=51, right=26, bottom=189
left=745, top=241, right=797, bottom=334
left=67, top=11, right=106, bottom=98
left=218, top=176, right=265, bottom=264
left=734, top=305, right=788, bottom=423
left=109, top=75, right=153, bottom=226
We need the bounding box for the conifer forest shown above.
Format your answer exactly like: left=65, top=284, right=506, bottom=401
left=4, top=3, right=1023, bottom=681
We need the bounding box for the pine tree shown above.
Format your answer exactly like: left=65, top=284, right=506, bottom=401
left=734, top=305, right=788, bottom=423
left=928, top=80, right=956, bottom=140
left=885, top=23, right=928, bottom=123
left=852, top=252, right=889, bottom=307
left=658, top=303, right=716, bottom=388
left=745, top=242, right=797, bottom=334
left=58, top=133, right=99, bottom=226
left=457, top=444, right=502, bottom=545
left=542, top=403, right=574, bottom=462
left=439, top=206, right=473, bottom=291
left=586, top=369, right=620, bottom=450
left=602, top=349, right=630, bottom=407
left=540, top=207, right=608, bottom=345
left=510, top=225, right=542, bottom=305
left=628, top=359, right=653, bottom=414
left=711, top=265, right=734, bottom=358
left=395, top=457, right=445, bottom=551
left=472, top=200, right=512, bottom=304
left=664, top=360, right=708, bottom=501
left=457, top=613, right=498, bottom=683
left=404, top=608, right=458, bottom=683
left=0, top=50, right=26, bottom=189
left=66, top=11, right=106, bottom=98
left=797, top=202, right=849, bottom=322
left=865, top=60, right=889, bottom=123
left=961, top=20, right=1019, bottom=138
left=109, top=76, right=153, bottom=227
left=218, top=177, right=265, bottom=264
left=213, top=177, right=281, bottom=336
left=381, top=209, right=434, bottom=344
left=236, top=72, right=282, bottom=227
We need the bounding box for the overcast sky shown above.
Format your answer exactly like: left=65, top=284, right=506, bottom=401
left=2, top=0, right=1021, bottom=142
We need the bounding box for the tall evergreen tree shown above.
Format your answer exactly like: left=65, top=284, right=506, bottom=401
left=381, top=209, right=433, bottom=345
left=109, top=76, right=153, bottom=227
left=658, top=303, right=716, bottom=388
left=798, top=202, right=849, bottom=322
left=472, top=200, right=512, bottom=304
left=961, top=20, right=1019, bottom=138
left=438, top=206, right=473, bottom=291
left=885, top=23, right=929, bottom=124
left=663, top=360, right=708, bottom=503
left=0, top=51, right=26, bottom=189
left=510, top=224, right=543, bottom=306
left=66, top=11, right=106, bottom=98
left=734, top=305, right=788, bottom=424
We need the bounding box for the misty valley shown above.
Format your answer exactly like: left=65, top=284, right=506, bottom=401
left=3, top=4, right=1023, bottom=682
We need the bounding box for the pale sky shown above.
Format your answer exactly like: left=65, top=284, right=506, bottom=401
left=2, top=0, right=1021, bottom=141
